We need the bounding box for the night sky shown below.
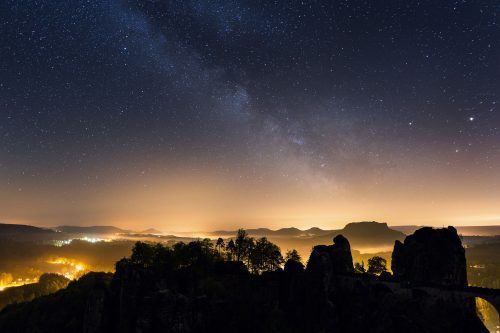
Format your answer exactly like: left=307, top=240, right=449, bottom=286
left=0, top=1, right=498, bottom=231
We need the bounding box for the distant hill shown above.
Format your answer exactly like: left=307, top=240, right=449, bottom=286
left=0, top=223, right=55, bottom=236
left=54, top=226, right=131, bottom=234
left=212, top=228, right=276, bottom=237
left=210, top=222, right=405, bottom=257
left=455, top=226, right=500, bottom=236
left=140, top=228, right=162, bottom=234
left=310, top=222, right=406, bottom=250
left=305, top=227, right=332, bottom=236
left=390, top=225, right=422, bottom=235
left=211, top=227, right=332, bottom=238
left=392, top=225, right=500, bottom=236
left=461, top=235, right=500, bottom=247
left=0, top=223, right=58, bottom=242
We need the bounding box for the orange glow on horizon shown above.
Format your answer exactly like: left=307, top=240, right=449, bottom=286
left=1, top=164, right=499, bottom=232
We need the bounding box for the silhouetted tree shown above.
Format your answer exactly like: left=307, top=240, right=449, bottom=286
left=130, top=241, right=155, bottom=267
left=226, top=239, right=236, bottom=260
left=285, top=249, right=302, bottom=263
left=367, top=256, right=387, bottom=275
left=249, top=237, right=284, bottom=273
left=269, top=248, right=284, bottom=270
left=168, top=239, right=219, bottom=268
left=244, top=237, right=255, bottom=266
left=354, top=261, right=366, bottom=273
left=200, top=238, right=214, bottom=254
left=152, top=243, right=174, bottom=270
left=235, top=229, right=248, bottom=261
left=216, top=237, right=225, bottom=255
left=249, top=237, right=269, bottom=273
left=129, top=231, right=285, bottom=275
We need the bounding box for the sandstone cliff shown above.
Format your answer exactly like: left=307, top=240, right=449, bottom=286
left=392, top=226, right=467, bottom=287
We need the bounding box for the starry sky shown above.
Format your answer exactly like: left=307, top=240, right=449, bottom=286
left=0, top=1, right=498, bottom=231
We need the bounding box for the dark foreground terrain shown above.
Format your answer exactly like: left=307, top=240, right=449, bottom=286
left=0, top=227, right=492, bottom=333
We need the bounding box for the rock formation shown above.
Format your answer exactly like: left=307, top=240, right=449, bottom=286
left=307, top=234, right=354, bottom=276
left=391, top=226, right=467, bottom=287
left=0, top=233, right=488, bottom=333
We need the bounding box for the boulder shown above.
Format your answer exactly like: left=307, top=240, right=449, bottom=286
left=391, top=226, right=467, bottom=287
left=307, top=234, right=354, bottom=276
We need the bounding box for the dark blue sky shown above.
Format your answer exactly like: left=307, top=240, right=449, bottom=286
left=0, top=1, right=498, bottom=229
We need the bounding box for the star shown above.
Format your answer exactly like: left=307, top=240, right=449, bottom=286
left=0, top=0, right=498, bottom=230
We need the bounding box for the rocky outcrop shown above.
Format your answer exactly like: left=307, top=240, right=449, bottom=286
left=392, top=226, right=467, bottom=287
left=307, top=234, right=354, bottom=276
left=0, top=272, right=113, bottom=333
left=0, top=234, right=488, bottom=333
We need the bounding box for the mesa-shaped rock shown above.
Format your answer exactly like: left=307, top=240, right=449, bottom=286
left=391, top=226, right=467, bottom=287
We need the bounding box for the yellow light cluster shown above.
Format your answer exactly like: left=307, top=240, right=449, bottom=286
left=79, top=237, right=110, bottom=243
left=46, top=257, right=87, bottom=280
left=0, top=277, right=38, bottom=291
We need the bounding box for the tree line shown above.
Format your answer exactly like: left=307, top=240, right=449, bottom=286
left=129, top=228, right=302, bottom=274
left=217, top=229, right=302, bottom=273
left=129, top=228, right=389, bottom=276
left=354, top=256, right=388, bottom=275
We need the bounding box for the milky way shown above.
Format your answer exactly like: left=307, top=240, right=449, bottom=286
left=0, top=1, right=498, bottom=230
